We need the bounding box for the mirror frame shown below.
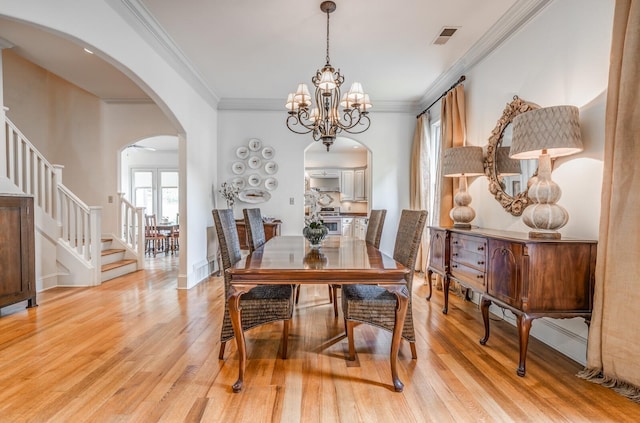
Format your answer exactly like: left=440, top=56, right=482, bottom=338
left=484, top=96, right=540, bottom=216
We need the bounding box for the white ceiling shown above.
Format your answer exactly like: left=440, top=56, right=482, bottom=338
left=0, top=0, right=550, bottom=112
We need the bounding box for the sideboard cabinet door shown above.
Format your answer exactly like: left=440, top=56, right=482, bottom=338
left=487, top=239, right=523, bottom=308
left=0, top=195, right=37, bottom=311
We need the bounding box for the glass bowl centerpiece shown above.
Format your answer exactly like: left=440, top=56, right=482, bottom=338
left=303, top=189, right=328, bottom=248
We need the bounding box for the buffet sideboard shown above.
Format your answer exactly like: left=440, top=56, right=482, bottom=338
left=427, top=226, right=597, bottom=376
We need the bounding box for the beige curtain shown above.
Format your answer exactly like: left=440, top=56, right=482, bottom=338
left=439, top=85, right=466, bottom=226
left=410, top=114, right=429, bottom=271
left=578, top=0, right=640, bottom=401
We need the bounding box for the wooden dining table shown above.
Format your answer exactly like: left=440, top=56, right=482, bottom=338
left=227, top=235, right=411, bottom=393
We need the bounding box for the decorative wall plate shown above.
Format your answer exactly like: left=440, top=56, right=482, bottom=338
left=236, top=146, right=249, bottom=159
left=247, top=174, right=261, bottom=187
left=239, top=188, right=271, bottom=204
left=248, top=138, right=262, bottom=151
left=232, top=161, right=246, bottom=174
left=248, top=156, right=262, bottom=169
left=231, top=177, right=246, bottom=190
left=262, top=146, right=275, bottom=160
left=264, top=161, right=278, bottom=175
left=264, top=177, right=278, bottom=191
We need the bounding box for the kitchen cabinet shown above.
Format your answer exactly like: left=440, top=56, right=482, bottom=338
left=0, top=195, right=37, bottom=312
left=426, top=226, right=596, bottom=377
left=341, top=170, right=354, bottom=201
left=341, top=217, right=353, bottom=237
left=354, top=217, right=368, bottom=240
left=354, top=169, right=367, bottom=201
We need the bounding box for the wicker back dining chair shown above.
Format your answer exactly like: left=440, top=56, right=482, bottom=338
left=341, top=209, right=427, bottom=360
left=331, top=209, right=387, bottom=317
left=212, top=208, right=294, bottom=360
left=243, top=208, right=266, bottom=252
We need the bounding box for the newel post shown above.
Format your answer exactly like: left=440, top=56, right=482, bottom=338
left=52, top=165, right=64, bottom=222
left=136, top=207, right=145, bottom=269
left=89, top=206, right=102, bottom=286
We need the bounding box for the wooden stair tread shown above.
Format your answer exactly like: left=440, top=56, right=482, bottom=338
left=101, top=259, right=137, bottom=272
left=101, top=248, right=126, bottom=256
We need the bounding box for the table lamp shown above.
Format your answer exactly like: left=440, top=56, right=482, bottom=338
left=510, top=105, right=583, bottom=239
left=442, top=146, right=485, bottom=228
left=496, top=146, right=522, bottom=175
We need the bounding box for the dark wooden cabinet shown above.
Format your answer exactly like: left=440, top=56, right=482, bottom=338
left=427, top=226, right=596, bottom=376
left=0, top=195, right=37, bottom=312
left=235, top=219, right=282, bottom=250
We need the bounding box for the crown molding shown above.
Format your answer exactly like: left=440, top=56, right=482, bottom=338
left=107, top=0, right=219, bottom=108
left=417, top=0, right=553, bottom=112
left=217, top=97, right=417, bottom=114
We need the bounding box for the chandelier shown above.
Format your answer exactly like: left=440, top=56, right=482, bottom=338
left=285, top=1, right=371, bottom=152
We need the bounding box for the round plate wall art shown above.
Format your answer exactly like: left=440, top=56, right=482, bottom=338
left=262, top=146, right=275, bottom=160
left=264, top=177, right=278, bottom=191
left=232, top=161, right=246, bottom=175
left=264, top=161, right=278, bottom=175
left=231, top=177, right=246, bottom=190
left=236, top=146, right=249, bottom=160
left=248, top=138, right=262, bottom=151
left=247, top=156, right=262, bottom=169
left=239, top=188, right=271, bottom=204
left=247, top=174, right=261, bottom=187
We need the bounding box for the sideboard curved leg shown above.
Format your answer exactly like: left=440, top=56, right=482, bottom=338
left=442, top=276, right=450, bottom=314
left=426, top=270, right=433, bottom=301
left=517, top=313, right=534, bottom=377
left=479, top=297, right=492, bottom=345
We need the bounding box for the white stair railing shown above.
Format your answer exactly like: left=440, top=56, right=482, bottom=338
left=118, top=193, right=145, bottom=269
left=5, top=116, right=102, bottom=283
left=5, top=118, right=58, bottom=218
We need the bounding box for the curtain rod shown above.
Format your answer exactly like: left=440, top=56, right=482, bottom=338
left=416, top=75, right=466, bottom=119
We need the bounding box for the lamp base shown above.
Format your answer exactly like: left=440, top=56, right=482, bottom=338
left=453, top=222, right=472, bottom=229
left=528, top=230, right=561, bottom=240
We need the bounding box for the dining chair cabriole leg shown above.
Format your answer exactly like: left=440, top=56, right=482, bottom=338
left=219, top=342, right=227, bottom=360
left=332, top=285, right=340, bottom=317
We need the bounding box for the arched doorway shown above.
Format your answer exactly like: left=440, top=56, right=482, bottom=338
left=303, top=137, right=371, bottom=236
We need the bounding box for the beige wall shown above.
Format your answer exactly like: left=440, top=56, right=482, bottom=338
left=3, top=49, right=176, bottom=233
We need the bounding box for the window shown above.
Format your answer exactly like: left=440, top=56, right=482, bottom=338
left=131, top=168, right=179, bottom=221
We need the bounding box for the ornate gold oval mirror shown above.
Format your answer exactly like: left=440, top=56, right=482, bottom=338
left=484, top=96, right=540, bottom=216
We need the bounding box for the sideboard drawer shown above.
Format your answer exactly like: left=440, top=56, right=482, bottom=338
left=450, top=260, right=486, bottom=291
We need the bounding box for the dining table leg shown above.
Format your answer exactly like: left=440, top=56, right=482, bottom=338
left=227, top=283, right=257, bottom=393
left=382, top=284, right=409, bottom=393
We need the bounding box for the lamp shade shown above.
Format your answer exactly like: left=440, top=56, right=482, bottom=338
left=510, top=105, right=583, bottom=160
left=442, top=146, right=485, bottom=177
left=496, top=146, right=521, bottom=175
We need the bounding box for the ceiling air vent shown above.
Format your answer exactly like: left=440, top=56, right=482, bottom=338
left=433, top=27, right=459, bottom=45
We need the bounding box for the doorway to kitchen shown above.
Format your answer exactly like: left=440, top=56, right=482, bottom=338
left=303, top=137, right=371, bottom=238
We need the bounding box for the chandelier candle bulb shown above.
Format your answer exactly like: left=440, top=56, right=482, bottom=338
left=285, top=1, right=371, bottom=151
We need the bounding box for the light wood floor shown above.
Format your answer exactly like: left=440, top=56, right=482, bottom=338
left=1, top=255, right=639, bottom=422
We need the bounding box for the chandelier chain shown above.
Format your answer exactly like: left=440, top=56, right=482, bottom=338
left=325, top=8, right=330, bottom=65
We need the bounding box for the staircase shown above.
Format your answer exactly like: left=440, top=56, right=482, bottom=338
left=101, top=237, right=138, bottom=282
left=2, top=114, right=144, bottom=288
